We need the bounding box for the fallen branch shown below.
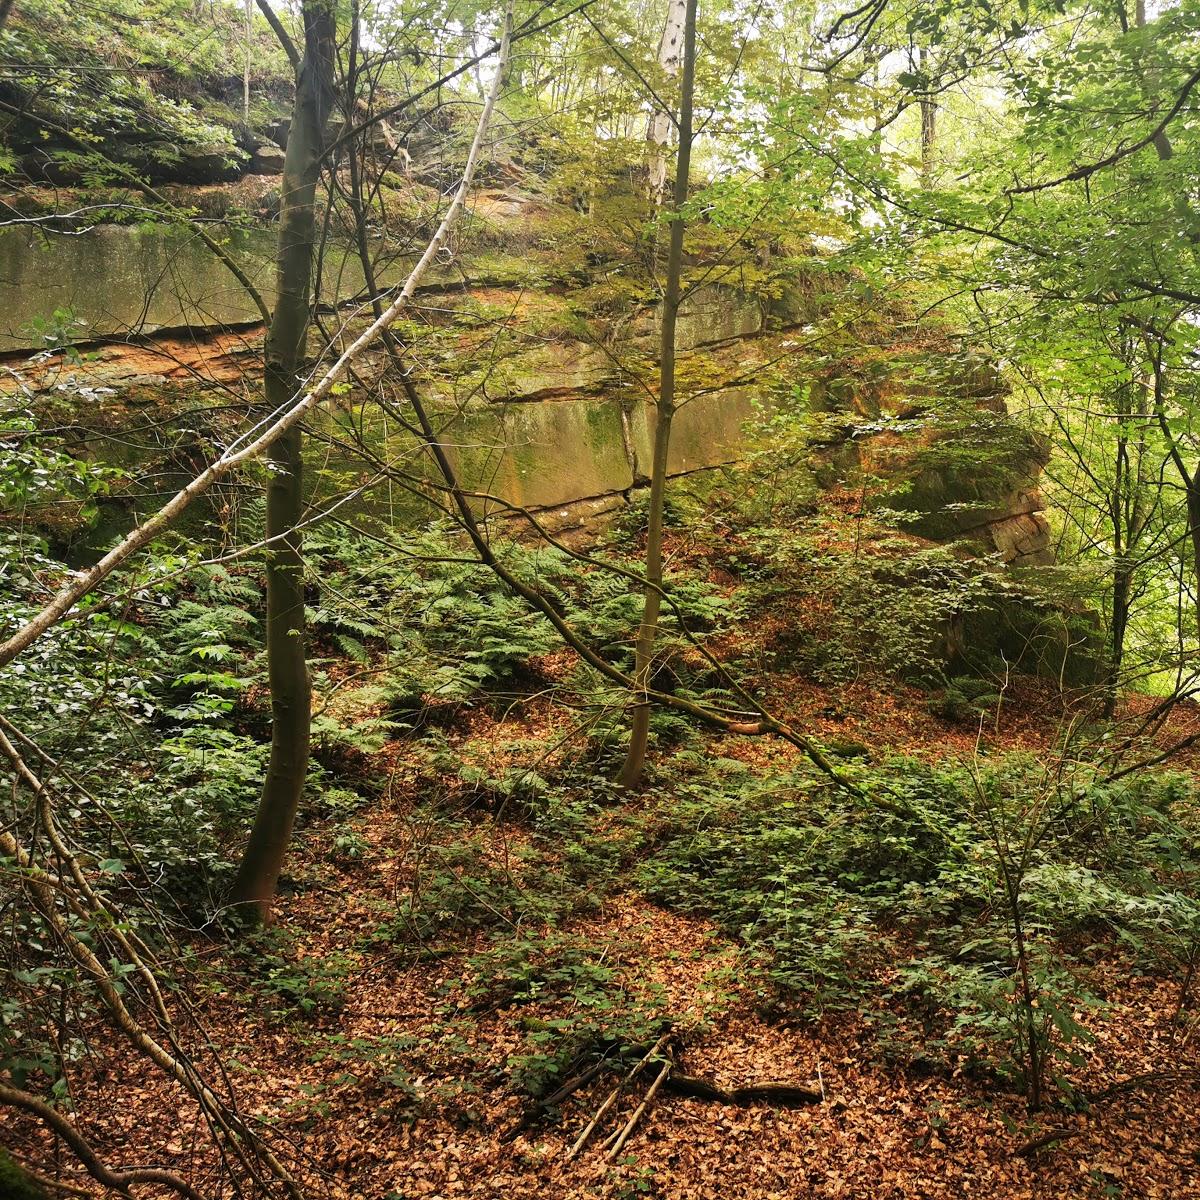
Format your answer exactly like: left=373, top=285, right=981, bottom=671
left=0, top=1081, right=207, bottom=1200
left=662, top=1073, right=729, bottom=1102
left=606, top=1056, right=673, bottom=1161
left=565, top=1048, right=823, bottom=1164
left=565, top=1032, right=672, bottom=1162
left=17, top=1165, right=95, bottom=1197
left=501, top=1056, right=612, bottom=1143
left=664, top=1074, right=823, bottom=1106
left=1012, top=1067, right=1200, bottom=1158
left=1013, top=1127, right=1076, bottom=1158
left=1086, top=1067, right=1200, bottom=1104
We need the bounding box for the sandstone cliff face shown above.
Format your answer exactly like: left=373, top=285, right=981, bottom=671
left=967, top=492, right=1054, bottom=568
left=0, top=181, right=1053, bottom=567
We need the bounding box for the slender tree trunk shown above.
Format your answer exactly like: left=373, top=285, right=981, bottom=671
left=618, top=0, right=697, bottom=790
left=1105, top=392, right=1132, bottom=718
left=919, top=96, right=936, bottom=183
left=230, top=1, right=334, bottom=923
left=1135, top=0, right=1175, bottom=161
left=1186, top=485, right=1200, bottom=645
left=243, top=0, right=253, bottom=123
left=914, top=46, right=936, bottom=185
left=1106, top=565, right=1133, bottom=716
left=1104, top=365, right=1153, bottom=718
left=1149, top=358, right=1200, bottom=647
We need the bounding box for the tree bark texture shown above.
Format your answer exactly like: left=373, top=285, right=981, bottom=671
left=230, top=0, right=335, bottom=922
left=645, top=0, right=686, bottom=205
left=619, top=0, right=697, bottom=789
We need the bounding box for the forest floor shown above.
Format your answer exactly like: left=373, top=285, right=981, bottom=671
left=11, top=517, right=1200, bottom=1200
left=50, top=664, right=1200, bottom=1200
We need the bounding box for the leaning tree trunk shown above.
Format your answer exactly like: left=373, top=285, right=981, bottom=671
left=230, top=1, right=335, bottom=923
left=618, top=0, right=697, bottom=790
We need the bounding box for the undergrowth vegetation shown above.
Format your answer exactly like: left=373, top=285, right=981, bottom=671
left=7, top=0, right=1200, bottom=1191
left=4, top=416, right=1199, bottom=1140
left=360, top=744, right=1200, bottom=1113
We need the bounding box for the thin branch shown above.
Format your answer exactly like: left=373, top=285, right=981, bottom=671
left=1007, top=63, right=1200, bottom=194
left=257, top=0, right=300, bottom=72
left=0, top=1083, right=206, bottom=1199
left=321, top=0, right=595, bottom=162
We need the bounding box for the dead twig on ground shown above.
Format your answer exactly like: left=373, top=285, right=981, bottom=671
left=606, top=1056, right=674, bottom=1161
left=1013, top=1127, right=1076, bottom=1158
left=665, top=1074, right=823, bottom=1106
left=565, top=1032, right=672, bottom=1162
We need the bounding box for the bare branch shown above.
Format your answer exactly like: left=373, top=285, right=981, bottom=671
left=0, top=1082, right=207, bottom=1200
left=257, top=0, right=301, bottom=72
left=1007, top=62, right=1200, bottom=194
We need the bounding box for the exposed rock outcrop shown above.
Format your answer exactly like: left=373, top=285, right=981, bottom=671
left=250, top=143, right=286, bottom=174
left=0, top=160, right=1055, bottom=570
left=970, top=491, right=1054, bottom=568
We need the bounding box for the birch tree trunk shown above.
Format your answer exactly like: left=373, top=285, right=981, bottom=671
left=645, top=0, right=686, bottom=206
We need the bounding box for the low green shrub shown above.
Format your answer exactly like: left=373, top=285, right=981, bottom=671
left=380, top=823, right=607, bottom=948
left=236, top=932, right=358, bottom=1020
left=629, top=750, right=1200, bottom=1105
left=926, top=675, right=1001, bottom=723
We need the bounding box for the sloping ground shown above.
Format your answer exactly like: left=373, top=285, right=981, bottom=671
left=7, top=669, right=1200, bottom=1200
left=210, top=853, right=1200, bottom=1199
left=279, top=757, right=1200, bottom=1200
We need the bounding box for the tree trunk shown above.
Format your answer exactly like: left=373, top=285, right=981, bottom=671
left=1103, top=365, right=1153, bottom=719
left=618, top=0, right=697, bottom=790
left=1135, top=1, right=1175, bottom=161
left=1187, top=484, right=1200, bottom=645
left=645, top=0, right=687, bottom=205
left=1128, top=0, right=1176, bottom=159
left=1105, top=564, right=1133, bottom=717
left=243, top=0, right=253, bottom=123
left=919, top=96, right=936, bottom=183
left=230, top=1, right=334, bottom=923
left=914, top=46, right=936, bottom=185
